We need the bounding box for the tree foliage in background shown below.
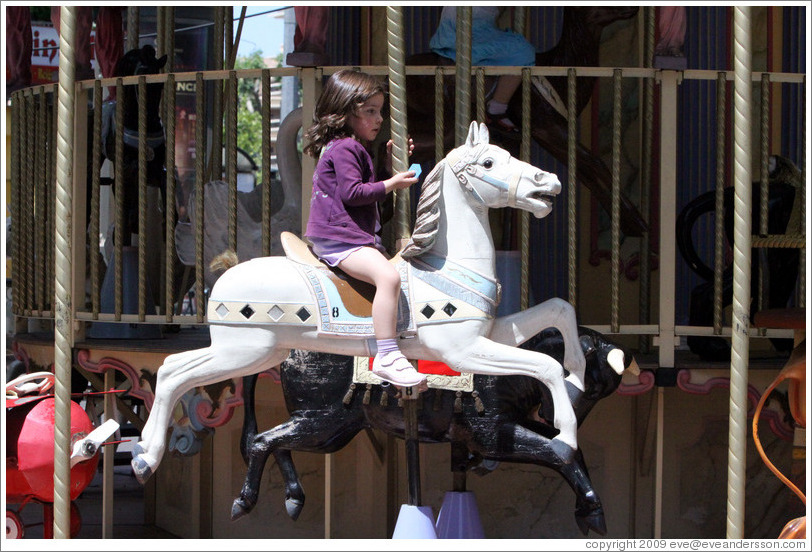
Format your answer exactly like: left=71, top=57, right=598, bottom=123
left=233, top=51, right=266, bottom=184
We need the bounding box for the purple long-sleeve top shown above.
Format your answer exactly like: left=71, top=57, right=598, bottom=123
left=305, top=137, right=387, bottom=245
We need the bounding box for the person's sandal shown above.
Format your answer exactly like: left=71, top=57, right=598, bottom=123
left=485, top=110, right=519, bottom=133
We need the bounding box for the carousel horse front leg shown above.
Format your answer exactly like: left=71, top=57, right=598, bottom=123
left=444, top=336, right=578, bottom=459
left=489, top=297, right=587, bottom=393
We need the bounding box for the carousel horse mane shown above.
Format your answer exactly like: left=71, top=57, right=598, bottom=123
left=401, top=157, right=443, bottom=258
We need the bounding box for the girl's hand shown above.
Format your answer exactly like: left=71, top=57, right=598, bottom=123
left=383, top=169, right=419, bottom=193
left=385, top=137, right=415, bottom=174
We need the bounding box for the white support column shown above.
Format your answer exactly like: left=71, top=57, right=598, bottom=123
left=53, top=6, right=76, bottom=539
left=658, top=70, right=679, bottom=370
left=728, top=6, right=753, bottom=540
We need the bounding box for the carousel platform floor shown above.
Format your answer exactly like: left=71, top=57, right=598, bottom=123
left=13, top=464, right=179, bottom=539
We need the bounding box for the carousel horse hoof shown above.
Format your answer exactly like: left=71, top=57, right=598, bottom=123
left=575, top=508, right=607, bottom=536
left=285, top=497, right=305, bottom=520
left=131, top=455, right=153, bottom=485
left=550, top=438, right=576, bottom=463
left=230, top=497, right=253, bottom=521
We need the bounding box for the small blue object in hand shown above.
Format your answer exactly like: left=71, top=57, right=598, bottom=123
left=409, top=163, right=422, bottom=180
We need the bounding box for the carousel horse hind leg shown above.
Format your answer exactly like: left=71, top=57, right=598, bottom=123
left=238, top=373, right=308, bottom=520
left=231, top=407, right=366, bottom=520
left=131, top=326, right=289, bottom=484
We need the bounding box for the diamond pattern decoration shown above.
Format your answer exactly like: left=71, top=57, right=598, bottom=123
left=421, top=305, right=436, bottom=319
left=268, top=305, right=285, bottom=321
left=442, top=303, right=457, bottom=317
left=296, top=306, right=312, bottom=322
left=215, top=303, right=229, bottom=318
left=240, top=304, right=255, bottom=319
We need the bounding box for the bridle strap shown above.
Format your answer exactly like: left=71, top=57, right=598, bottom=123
left=445, top=147, right=520, bottom=207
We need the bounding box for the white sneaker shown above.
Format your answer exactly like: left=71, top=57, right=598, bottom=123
left=372, top=351, right=427, bottom=387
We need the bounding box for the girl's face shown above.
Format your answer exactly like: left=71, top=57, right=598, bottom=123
left=349, top=92, right=384, bottom=143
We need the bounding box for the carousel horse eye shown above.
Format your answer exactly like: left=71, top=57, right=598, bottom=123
left=483, top=159, right=493, bottom=169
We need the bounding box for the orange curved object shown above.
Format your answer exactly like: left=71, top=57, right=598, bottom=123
left=777, top=516, right=806, bottom=540
left=752, top=337, right=806, bottom=539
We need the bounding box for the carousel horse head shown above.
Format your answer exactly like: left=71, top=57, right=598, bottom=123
left=402, top=121, right=561, bottom=258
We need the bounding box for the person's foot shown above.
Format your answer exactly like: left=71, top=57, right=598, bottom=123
left=372, top=351, right=427, bottom=387
left=485, top=109, right=519, bottom=133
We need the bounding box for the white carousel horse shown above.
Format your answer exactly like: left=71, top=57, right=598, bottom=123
left=131, top=122, right=587, bottom=483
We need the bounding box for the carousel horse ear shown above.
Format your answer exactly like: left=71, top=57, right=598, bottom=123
left=157, top=55, right=168, bottom=69
left=478, top=122, right=490, bottom=144
left=465, top=121, right=479, bottom=148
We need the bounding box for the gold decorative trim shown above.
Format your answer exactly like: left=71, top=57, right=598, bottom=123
left=353, top=357, right=473, bottom=392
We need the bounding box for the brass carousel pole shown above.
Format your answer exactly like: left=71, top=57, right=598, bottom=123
left=53, top=5, right=77, bottom=539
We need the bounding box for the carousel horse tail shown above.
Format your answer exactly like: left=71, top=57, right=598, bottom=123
left=210, top=249, right=239, bottom=273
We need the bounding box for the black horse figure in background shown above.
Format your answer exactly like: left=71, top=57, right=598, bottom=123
left=232, top=327, right=635, bottom=536
left=100, top=44, right=168, bottom=246
left=405, top=6, right=646, bottom=237
left=676, top=155, right=802, bottom=361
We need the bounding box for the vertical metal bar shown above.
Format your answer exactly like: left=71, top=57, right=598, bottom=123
left=454, top=7, right=472, bottom=145
left=520, top=68, right=531, bottom=311
left=11, top=92, right=21, bottom=318
left=195, top=72, right=206, bottom=323
left=261, top=69, right=272, bottom=256
left=727, top=6, right=752, bottom=540
left=387, top=6, right=411, bottom=243
left=48, top=87, right=58, bottom=312
left=714, top=72, right=727, bottom=335
left=757, top=73, right=770, bottom=317
left=639, top=7, right=655, bottom=353
left=126, top=7, right=139, bottom=51
left=567, top=68, right=578, bottom=308
left=25, top=91, right=34, bottom=315
left=137, top=75, right=148, bottom=321
left=166, top=8, right=175, bottom=73
left=36, top=87, right=47, bottom=313
left=228, top=71, right=238, bottom=252
left=156, top=7, right=165, bottom=60
left=211, top=9, right=224, bottom=182
left=611, top=69, right=622, bottom=333
left=164, top=73, right=176, bottom=322
left=91, top=79, right=103, bottom=318
left=299, top=67, right=321, bottom=235
left=475, top=67, right=485, bottom=123
left=434, top=67, right=444, bottom=162
left=102, top=368, right=115, bottom=538
left=114, top=78, right=124, bottom=319
left=53, top=6, right=76, bottom=538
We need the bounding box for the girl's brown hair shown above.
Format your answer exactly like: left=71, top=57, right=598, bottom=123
left=303, top=69, right=386, bottom=159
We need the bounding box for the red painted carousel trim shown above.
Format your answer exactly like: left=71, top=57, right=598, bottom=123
left=76, top=349, right=156, bottom=410
left=617, top=369, right=655, bottom=395
left=76, top=349, right=281, bottom=429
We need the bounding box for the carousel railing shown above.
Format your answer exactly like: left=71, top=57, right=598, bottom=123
left=7, top=65, right=804, bottom=351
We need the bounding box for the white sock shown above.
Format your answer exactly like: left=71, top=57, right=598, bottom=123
left=487, top=100, right=508, bottom=115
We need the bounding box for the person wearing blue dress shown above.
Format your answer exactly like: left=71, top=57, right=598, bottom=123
left=429, top=7, right=536, bottom=133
